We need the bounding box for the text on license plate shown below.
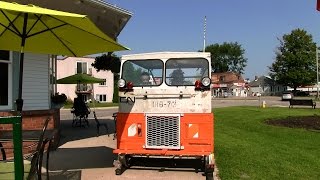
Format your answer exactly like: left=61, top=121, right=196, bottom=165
left=152, top=100, right=177, bottom=108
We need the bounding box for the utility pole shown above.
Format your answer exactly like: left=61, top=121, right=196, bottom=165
left=317, top=47, right=319, bottom=99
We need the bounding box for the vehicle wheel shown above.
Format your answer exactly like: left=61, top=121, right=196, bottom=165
left=205, top=172, right=213, bottom=180
left=114, top=155, right=130, bottom=175
left=203, top=155, right=214, bottom=180
left=119, top=154, right=132, bottom=168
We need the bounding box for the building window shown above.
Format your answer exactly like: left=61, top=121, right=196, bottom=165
left=99, top=79, right=106, bottom=86
left=0, top=50, right=11, bottom=109
left=219, top=76, right=225, bottom=81
left=76, top=62, right=87, bottom=74
left=96, top=94, right=107, bottom=102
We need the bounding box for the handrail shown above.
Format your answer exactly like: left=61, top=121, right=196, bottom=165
left=0, top=116, right=24, bottom=180
left=124, top=92, right=195, bottom=99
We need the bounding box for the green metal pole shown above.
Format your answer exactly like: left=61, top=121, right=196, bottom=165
left=12, top=116, right=24, bottom=180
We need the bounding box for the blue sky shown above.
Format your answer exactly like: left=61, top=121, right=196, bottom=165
left=110, top=0, right=320, bottom=80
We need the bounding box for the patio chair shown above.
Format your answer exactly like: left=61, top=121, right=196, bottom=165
left=0, top=117, right=54, bottom=180
left=71, top=97, right=90, bottom=127
left=93, top=111, right=109, bottom=137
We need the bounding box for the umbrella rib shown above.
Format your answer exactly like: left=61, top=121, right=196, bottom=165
left=27, top=23, right=68, bottom=38
left=26, top=14, right=68, bottom=38
left=47, top=15, right=122, bottom=47
left=30, top=14, right=77, bottom=56
left=0, top=10, right=22, bottom=37
left=26, top=14, right=43, bottom=36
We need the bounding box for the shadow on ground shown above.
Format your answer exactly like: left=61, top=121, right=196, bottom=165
left=127, top=157, right=205, bottom=174
left=48, top=146, right=116, bottom=170
left=47, top=170, right=81, bottom=180
left=58, top=118, right=116, bottom=146
left=43, top=118, right=117, bottom=179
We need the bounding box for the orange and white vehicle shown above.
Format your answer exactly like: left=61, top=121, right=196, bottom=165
left=113, top=52, right=214, bottom=179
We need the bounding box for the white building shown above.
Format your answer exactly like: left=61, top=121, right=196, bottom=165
left=57, top=57, right=114, bottom=102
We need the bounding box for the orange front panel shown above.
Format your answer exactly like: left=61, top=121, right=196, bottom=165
left=114, top=113, right=214, bottom=156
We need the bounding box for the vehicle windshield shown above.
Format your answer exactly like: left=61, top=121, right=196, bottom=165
left=165, top=58, right=209, bottom=86
left=121, top=59, right=164, bottom=86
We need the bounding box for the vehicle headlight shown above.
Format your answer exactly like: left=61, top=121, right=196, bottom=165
left=118, top=79, right=126, bottom=88
left=201, top=77, right=211, bottom=87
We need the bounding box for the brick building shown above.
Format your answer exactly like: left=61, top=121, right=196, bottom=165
left=211, top=72, right=247, bottom=97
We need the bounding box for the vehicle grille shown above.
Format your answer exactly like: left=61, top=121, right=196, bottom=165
left=146, top=114, right=180, bottom=149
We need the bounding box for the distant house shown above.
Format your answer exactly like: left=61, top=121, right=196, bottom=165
left=249, top=76, right=286, bottom=96
left=57, top=57, right=114, bottom=103
left=211, top=72, right=247, bottom=97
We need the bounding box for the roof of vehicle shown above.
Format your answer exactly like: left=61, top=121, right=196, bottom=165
left=121, top=52, right=211, bottom=60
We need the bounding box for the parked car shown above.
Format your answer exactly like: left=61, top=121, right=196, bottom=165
left=282, top=91, right=293, bottom=101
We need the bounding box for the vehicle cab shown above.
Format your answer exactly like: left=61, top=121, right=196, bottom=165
left=113, top=52, right=214, bottom=179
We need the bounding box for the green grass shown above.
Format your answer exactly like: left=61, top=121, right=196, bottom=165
left=0, top=162, right=31, bottom=179
left=63, top=102, right=118, bottom=109
left=214, top=106, right=320, bottom=180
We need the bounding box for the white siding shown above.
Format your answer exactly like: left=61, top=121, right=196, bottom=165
left=22, top=53, right=49, bottom=110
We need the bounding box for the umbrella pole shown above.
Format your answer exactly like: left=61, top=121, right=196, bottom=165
left=92, top=83, right=96, bottom=112
left=13, top=12, right=28, bottom=180
left=16, top=13, right=28, bottom=113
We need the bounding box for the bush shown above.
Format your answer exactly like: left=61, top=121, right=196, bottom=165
left=64, top=98, right=73, bottom=106
left=296, top=91, right=309, bottom=96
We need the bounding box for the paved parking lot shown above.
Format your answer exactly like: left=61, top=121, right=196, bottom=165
left=211, top=96, right=290, bottom=108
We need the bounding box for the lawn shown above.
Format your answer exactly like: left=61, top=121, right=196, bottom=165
left=214, top=106, right=320, bottom=180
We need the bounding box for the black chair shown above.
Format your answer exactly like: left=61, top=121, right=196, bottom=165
left=71, top=97, right=90, bottom=127
left=0, top=117, right=54, bottom=180
left=93, top=111, right=109, bottom=137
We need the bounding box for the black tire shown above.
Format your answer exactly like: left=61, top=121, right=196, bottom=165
left=203, top=155, right=214, bottom=180
left=206, top=172, right=213, bottom=180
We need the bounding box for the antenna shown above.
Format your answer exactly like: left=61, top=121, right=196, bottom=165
left=203, top=16, right=206, bottom=52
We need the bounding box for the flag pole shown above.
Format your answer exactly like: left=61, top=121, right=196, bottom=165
left=316, top=47, right=319, bottom=99
left=203, top=16, right=206, bottom=52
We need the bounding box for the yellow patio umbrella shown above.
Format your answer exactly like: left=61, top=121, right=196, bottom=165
left=0, top=2, right=129, bottom=179
left=0, top=1, right=129, bottom=111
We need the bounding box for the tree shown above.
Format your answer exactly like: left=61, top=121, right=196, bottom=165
left=170, top=68, right=185, bottom=85
left=91, top=52, right=121, bottom=73
left=269, top=29, right=317, bottom=92
left=121, top=62, right=143, bottom=84
left=91, top=53, right=121, bottom=103
left=204, top=42, right=247, bottom=74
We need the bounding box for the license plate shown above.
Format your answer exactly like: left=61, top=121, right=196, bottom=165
left=151, top=100, right=177, bottom=108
